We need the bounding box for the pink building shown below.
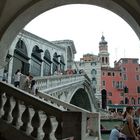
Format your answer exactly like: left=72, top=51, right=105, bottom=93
left=101, top=67, right=124, bottom=108
left=115, top=58, right=140, bottom=106
left=101, top=58, right=140, bottom=110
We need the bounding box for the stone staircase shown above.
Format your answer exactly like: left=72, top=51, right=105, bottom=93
left=0, top=81, right=101, bottom=140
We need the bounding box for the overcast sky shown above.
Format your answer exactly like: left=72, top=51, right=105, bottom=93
left=24, top=4, right=140, bottom=67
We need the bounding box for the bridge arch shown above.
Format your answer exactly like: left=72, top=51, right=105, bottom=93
left=70, top=87, right=92, bottom=111
left=1, top=1, right=140, bottom=62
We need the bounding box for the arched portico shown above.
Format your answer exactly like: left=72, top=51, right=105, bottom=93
left=12, top=39, right=30, bottom=82
left=0, top=0, right=140, bottom=66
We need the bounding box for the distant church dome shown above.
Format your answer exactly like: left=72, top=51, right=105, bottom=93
left=99, top=35, right=108, bottom=45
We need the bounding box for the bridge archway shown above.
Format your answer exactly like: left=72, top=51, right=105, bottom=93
left=1, top=1, right=140, bottom=62
left=70, top=88, right=92, bottom=111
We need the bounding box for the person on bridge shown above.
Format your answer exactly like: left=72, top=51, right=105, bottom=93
left=13, top=69, right=22, bottom=87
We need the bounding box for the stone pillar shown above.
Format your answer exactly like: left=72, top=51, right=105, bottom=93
left=87, top=113, right=101, bottom=140
left=81, top=112, right=87, bottom=140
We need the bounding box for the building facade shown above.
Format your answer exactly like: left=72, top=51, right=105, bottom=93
left=114, top=58, right=140, bottom=106
left=101, top=67, right=124, bottom=109
left=2, top=30, right=76, bottom=83
left=101, top=58, right=140, bottom=110
left=73, top=56, right=101, bottom=103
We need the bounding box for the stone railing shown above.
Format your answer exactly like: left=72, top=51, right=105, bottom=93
left=36, top=90, right=101, bottom=140
left=34, top=74, right=85, bottom=91
left=0, top=81, right=83, bottom=140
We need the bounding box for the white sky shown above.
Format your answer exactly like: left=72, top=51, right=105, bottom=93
left=24, top=4, right=140, bottom=67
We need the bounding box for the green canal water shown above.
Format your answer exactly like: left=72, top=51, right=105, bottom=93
left=101, top=120, right=122, bottom=140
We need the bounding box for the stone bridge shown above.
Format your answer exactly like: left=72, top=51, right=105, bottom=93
left=33, top=74, right=99, bottom=112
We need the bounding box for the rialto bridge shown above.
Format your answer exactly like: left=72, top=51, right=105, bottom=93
left=0, top=0, right=140, bottom=140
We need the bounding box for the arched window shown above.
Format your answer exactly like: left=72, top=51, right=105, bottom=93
left=91, top=69, right=97, bottom=76
left=125, top=98, right=129, bottom=104
left=108, top=100, right=112, bottom=104
left=43, top=49, right=51, bottom=76
left=16, top=39, right=28, bottom=55
left=138, top=98, right=140, bottom=104
left=102, top=57, right=104, bottom=63
left=52, top=52, right=59, bottom=74
left=12, top=39, right=29, bottom=80
left=120, top=100, right=124, bottom=104
left=92, top=77, right=97, bottom=85
left=32, top=45, right=43, bottom=60
left=137, top=86, right=140, bottom=93
left=31, top=45, right=43, bottom=76
left=106, top=57, right=108, bottom=64
left=131, top=98, right=135, bottom=105
left=124, top=86, right=129, bottom=93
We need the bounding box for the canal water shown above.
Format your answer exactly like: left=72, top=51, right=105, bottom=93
left=101, top=119, right=122, bottom=140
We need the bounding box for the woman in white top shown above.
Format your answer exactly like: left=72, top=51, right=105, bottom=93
left=14, top=69, right=22, bottom=87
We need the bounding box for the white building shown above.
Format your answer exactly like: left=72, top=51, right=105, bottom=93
left=72, top=35, right=110, bottom=106
left=1, top=30, right=76, bottom=83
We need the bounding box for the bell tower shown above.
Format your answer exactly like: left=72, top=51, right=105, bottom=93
left=98, top=35, right=110, bottom=67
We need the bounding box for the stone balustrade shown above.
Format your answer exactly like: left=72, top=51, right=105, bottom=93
left=34, top=74, right=85, bottom=91
left=0, top=81, right=82, bottom=140
left=37, top=90, right=101, bottom=140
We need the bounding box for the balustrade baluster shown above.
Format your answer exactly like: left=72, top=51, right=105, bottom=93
left=55, top=118, right=62, bottom=140
left=11, top=98, right=19, bottom=126
left=0, top=92, right=4, bottom=118
left=42, top=114, right=52, bottom=140
left=20, top=106, right=30, bottom=132
left=0, top=92, right=4, bottom=117
left=31, top=110, right=41, bottom=138
left=2, top=93, right=11, bottom=121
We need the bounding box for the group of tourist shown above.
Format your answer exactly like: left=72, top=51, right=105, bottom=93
left=13, top=69, right=38, bottom=95
left=109, top=106, right=140, bottom=140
